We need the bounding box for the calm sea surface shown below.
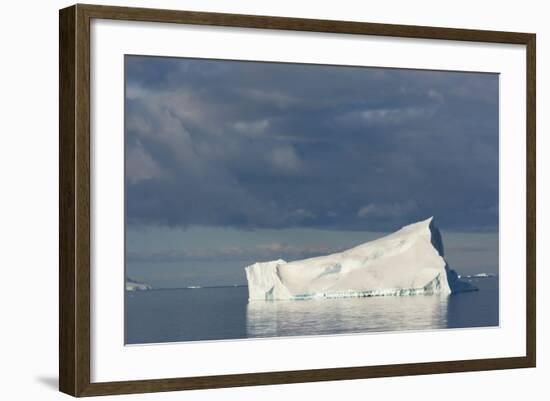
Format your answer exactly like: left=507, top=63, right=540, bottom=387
left=125, top=277, right=498, bottom=344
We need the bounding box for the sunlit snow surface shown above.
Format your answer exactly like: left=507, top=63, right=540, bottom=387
left=245, top=217, right=475, bottom=301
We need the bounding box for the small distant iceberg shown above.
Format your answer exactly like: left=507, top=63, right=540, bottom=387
left=459, top=273, right=497, bottom=279
left=126, top=278, right=152, bottom=291
left=185, top=285, right=202, bottom=289
left=245, top=217, right=477, bottom=301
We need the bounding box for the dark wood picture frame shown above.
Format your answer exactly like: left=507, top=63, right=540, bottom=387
left=59, top=3, right=536, bottom=397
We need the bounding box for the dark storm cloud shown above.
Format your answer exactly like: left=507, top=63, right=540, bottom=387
left=125, top=56, right=499, bottom=232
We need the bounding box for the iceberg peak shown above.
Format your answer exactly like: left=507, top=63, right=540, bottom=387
left=245, top=217, right=475, bottom=301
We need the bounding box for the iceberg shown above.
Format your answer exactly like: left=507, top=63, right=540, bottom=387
left=125, top=278, right=153, bottom=291
left=245, top=217, right=476, bottom=301
left=459, top=272, right=496, bottom=279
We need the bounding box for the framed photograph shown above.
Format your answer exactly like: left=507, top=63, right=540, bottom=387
left=59, top=4, right=536, bottom=397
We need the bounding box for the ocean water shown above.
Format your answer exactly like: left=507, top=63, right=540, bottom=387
left=125, top=277, right=499, bottom=344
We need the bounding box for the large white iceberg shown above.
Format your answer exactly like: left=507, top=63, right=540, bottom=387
left=245, top=217, right=476, bottom=301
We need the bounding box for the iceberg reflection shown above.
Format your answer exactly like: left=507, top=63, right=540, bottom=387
left=246, top=294, right=449, bottom=338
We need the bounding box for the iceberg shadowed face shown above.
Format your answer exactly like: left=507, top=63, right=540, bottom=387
left=124, top=56, right=499, bottom=344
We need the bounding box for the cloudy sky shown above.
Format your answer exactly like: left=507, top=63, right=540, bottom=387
left=125, top=55, right=499, bottom=287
